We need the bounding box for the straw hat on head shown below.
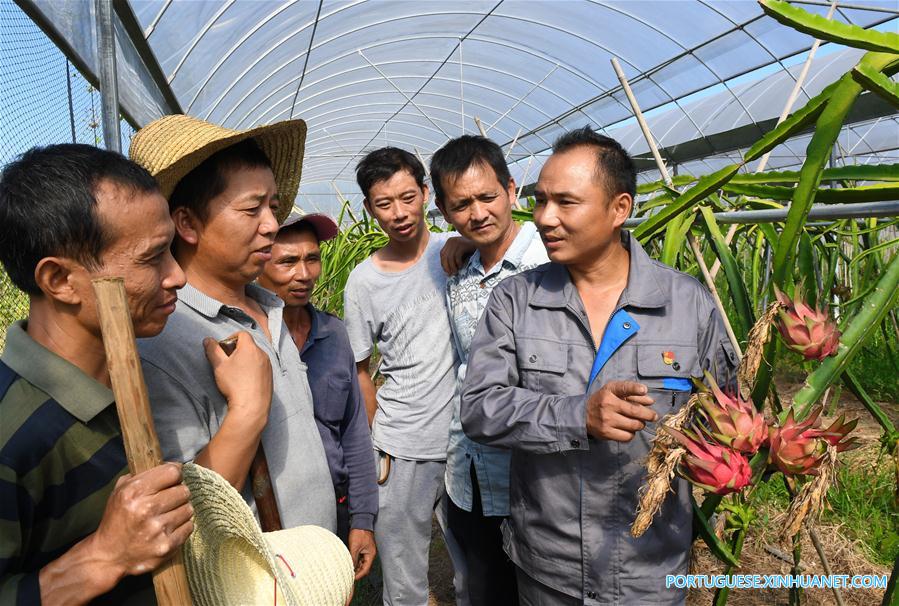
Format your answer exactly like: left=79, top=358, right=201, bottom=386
left=180, top=463, right=354, bottom=606
left=129, top=114, right=306, bottom=223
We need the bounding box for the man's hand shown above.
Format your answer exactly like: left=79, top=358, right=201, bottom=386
left=203, top=331, right=272, bottom=427
left=347, top=529, right=377, bottom=580
left=439, top=236, right=476, bottom=275
left=91, top=463, right=193, bottom=587
left=585, top=381, right=657, bottom=442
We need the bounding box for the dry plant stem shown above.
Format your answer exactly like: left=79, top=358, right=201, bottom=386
left=738, top=302, right=783, bottom=396
left=631, top=398, right=696, bottom=537
left=782, top=445, right=838, bottom=539
left=810, top=527, right=846, bottom=606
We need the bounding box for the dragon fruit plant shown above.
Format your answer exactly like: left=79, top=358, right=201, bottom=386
left=774, top=286, right=841, bottom=362
left=696, top=373, right=768, bottom=455
left=663, top=426, right=753, bottom=496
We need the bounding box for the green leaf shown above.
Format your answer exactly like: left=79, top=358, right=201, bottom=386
left=729, top=164, right=899, bottom=185
left=723, top=182, right=899, bottom=203
left=759, top=0, right=899, bottom=54
left=700, top=206, right=755, bottom=340
left=852, top=62, right=899, bottom=109
left=634, top=164, right=742, bottom=242
left=770, top=55, right=892, bottom=288
left=743, top=81, right=836, bottom=164
left=660, top=212, right=691, bottom=267
left=511, top=208, right=533, bottom=222
left=793, top=251, right=899, bottom=416
left=636, top=174, right=698, bottom=195
left=692, top=495, right=741, bottom=567
left=842, top=369, right=896, bottom=436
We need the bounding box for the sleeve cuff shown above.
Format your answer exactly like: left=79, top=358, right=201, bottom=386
left=556, top=395, right=589, bottom=452
left=349, top=512, right=375, bottom=531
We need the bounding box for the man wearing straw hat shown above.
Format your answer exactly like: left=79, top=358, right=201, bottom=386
left=0, top=144, right=193, bottom=603
left=130, top=116, right=337, bottom=533
left=461, top=127, right=737, bottom=605
left=257, top=211, right=379, bottom=580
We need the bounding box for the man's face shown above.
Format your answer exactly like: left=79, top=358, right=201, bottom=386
left=193, top=165, right=280, bottom=284
left=438, top=162, right=516, bottom=250
left=78, top=180, right=186, bottom=338
left=364, top=170, right=427, bottom=243
left=533, top=146, right=631, bottom=267
left=257, top=228, right=321, bottom=308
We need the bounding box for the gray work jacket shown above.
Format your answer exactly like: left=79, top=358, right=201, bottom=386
left=460, top=232, right=738, bottom=605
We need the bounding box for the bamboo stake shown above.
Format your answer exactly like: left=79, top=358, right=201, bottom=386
left=92, top=278, right=193, bottom=606
left=474, top=116, right=487, bottom=137
left=514, top=155, right=533, bottom=211
left=610, top=57, right=742, bottom=357
left=709, top=0, right=838, bottom=280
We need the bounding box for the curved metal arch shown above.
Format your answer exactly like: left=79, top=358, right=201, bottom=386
left=201, top=6, right=547, bottom=120
left=241, top=55, right=564, bottom=132
left=183, top=0, right=314, bottom=110
left=305, top=124, right=446, bottom=150
left=167, top=0, right=236, bottom=82
left=305, top=117, right=451, bottom=151
left=219, top=29, right=592, bottom=127
left=242, top=72, right=553, bottom=147
left=260, top=71, right=555, bottom=137
left=288, top=91, right=528, bottom=146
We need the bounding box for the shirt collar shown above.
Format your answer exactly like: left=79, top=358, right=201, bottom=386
left=177, top=281, right=284, bottom=319
left=530, top=231, right=666, bottom=310
left=1, top=321, right=114, bottom=423
left=306, top=304, right=331, bottom=344
left=467, top=221, right=541, bottom=278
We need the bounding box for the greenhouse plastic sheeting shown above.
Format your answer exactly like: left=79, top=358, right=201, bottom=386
left=19, top=0, right=899, bottom=212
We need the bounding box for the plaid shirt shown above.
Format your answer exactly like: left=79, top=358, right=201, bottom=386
left=444, top=222, right=547, bottom=515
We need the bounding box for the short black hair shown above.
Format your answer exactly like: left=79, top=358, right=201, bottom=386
left=552, top=126, right=636, bottom=199
left=355, top=147, right=426, bottom=200
left=169, top=138, right=272, bottom=221
left=0, top=143, right=158, bottom=294
left=430, top=135, right=512, bottom=207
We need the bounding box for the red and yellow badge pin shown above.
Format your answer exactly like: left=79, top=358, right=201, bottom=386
left=662, top=350, right=675, bottom=365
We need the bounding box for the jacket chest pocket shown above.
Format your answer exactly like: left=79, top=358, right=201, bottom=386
left=516, top=337, right=568, bottom=393
left=636, top=343, right=698, bottom=415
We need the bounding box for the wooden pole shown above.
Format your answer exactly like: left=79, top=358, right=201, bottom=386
left=218, top=336, right=283, bottom=532
left=610, top=57, right=742, bottom=357
left=91, top=278, right=193, bottom=606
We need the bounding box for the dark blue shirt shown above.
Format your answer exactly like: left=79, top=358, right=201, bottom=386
left=301, top=305, right=378, bottom=531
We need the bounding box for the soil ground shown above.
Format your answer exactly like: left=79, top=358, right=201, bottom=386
left=353, top=377, right=898, bottom=605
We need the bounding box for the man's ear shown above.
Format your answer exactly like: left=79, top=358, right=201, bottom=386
left=421, top=183, right=430, bottom=207
left=33, top=257, right=82, bottom=305
left=611, top=192, right=633, bottom=228
left=172, top=207, right=200, bottom=246
left=362, top=197, right=372, bottom=215
left=506, top=178, right=518, bottom=207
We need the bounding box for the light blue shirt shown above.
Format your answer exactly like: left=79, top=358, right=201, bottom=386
left=445, top=221, right=548, bottom=515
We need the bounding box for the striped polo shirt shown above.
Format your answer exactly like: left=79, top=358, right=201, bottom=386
left=0, top=321, right=154, bottom=605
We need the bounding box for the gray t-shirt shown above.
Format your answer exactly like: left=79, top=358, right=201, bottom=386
left=139, top=282, right=337, bottom=532
left=344, top=231, right=458, bottom=461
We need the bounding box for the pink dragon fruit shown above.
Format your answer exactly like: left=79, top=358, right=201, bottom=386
left=664, top=426, right=753, bottom=495
left=774, top=286, right=841, bottom=361
left=697, top=373, right=768, bottom=454
left=768, top=407, right=828, bottom=476
left=809, top=414, right=861, bottom=453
